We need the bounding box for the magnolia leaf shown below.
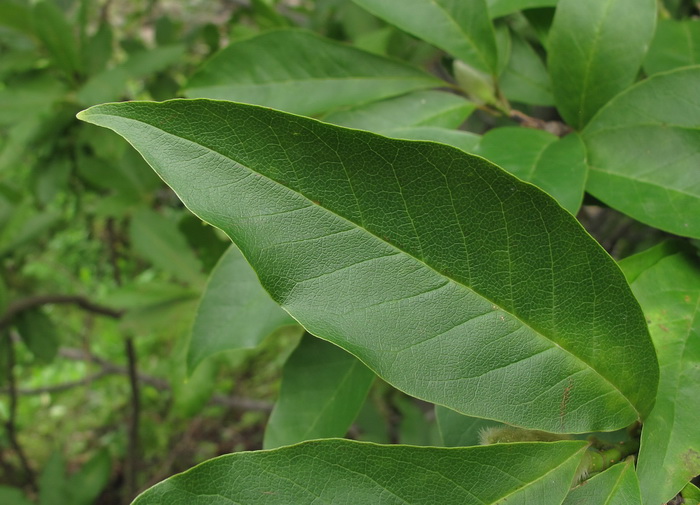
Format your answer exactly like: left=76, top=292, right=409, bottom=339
left=184, top=29, right=442, bottom=116
left=352, top=0, right=498, bottom=74
left=548, top=0, right=657, bottom=129
left=621, top=252, right=700, bottom=505
left=644, top=19, right=700, bottom=76
left=499, top=29, right=554, bottom=106
left=583, top=67, right=700, bottom=238
left=132, top=439, right=588, bottom=505
left=563, top=459, right=642, bottom=505
left=264, top=334, right=375, bottom=449
left=78, top=99, right=658, bottom=433
left=189, top=245, right=296, bottom=372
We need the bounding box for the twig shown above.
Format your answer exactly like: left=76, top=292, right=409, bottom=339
left=0, top=295, right=123, bottom=330
left=509, top=109, right=572, bottom=137
left=2, top=333, right=37, bottom=490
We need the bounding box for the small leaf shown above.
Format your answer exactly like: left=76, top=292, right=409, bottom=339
left=621, top=253, right=700, bottom=505
left=132, top=439, right=588, bottom=505
left=499, top=29, right=554, bottom=106
left=40, top=452, right=69, bottom=505
left=548, top=0, right=657, bottom=129
left=67, top=449, right=111, bottom=505
left=618, top=240, right=683, bottom=285
left=189, top=245, right=295, bottom=372
left=78, top=99, right=658, bottom=433
left=474, top=127, right=587, bottom=214
left=184, top=29, right=442, bottom=115
left=436, top=406, right=502, bottom=447
left=582, top=67, right=700, bottom=238
left=130, top=208, right=204, bottom=287
left=382, top=126, right=481, bottom=153
left=487, top=0, right=558, bottom=18
left=323, top=90, right=475, bottom=131
left=15, top=308, right=58, bottom=363
left=353, top=0, right=498, bottom=74
left=683, top=482, right=700, bottom=503
left=563, top=459, right=642, bottom=505
left=264, top=334, right=375, bottom=449
left=644, top=19, right=700, bottom=76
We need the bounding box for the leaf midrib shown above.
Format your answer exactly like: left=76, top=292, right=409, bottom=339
left=84, top=110, right=637, bottom=417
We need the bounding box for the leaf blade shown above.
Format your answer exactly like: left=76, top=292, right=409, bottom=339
left=78, top=99, right=658, bottom=432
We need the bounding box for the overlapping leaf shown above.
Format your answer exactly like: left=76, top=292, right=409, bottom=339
left=487, top=0, right=558, bottom=18
left=264, top=334, right=375, bottom=449
left=184, top=29, right=442, bottom=116
left=78, top=99, right=658, bottom=433
left=548, top=0, right=657, bottom=129
left=132, top=439, right=588, bottom=504
left=583, top=67, right=700, bottom=238
left=563, top=459, right=642, bottom=505
left=644, top=19, right=700, bottom=76
left=621, top=251, right=700, bottom=505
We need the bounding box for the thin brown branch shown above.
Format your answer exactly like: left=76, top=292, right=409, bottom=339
left=0, top=295, right=122, bottom=330
left=509, top=109, right=572, bottom=137
left=2, top=333, right=36, bottom=490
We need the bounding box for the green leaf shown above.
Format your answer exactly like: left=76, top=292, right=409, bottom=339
left=562, top=459, right=642, bottom=505
left=40, top=452, right=69, bottom=505
left=188, top=245, right=295, bottom=372
left=435, top=406, right=502, bottom=447
left=323, top=90, right=475, bottom=131
left=382, top=126, right=481, bottom=153
left=547, top=0, right=657, bottom=129
left=487, top=0, right=558, bottom=18
left=644, top=19, right=700, bottom=76
left=622, top=253, right=700, bottom=505
left=683, top=482, right=700, bottom=503
left=264, top=334, right=375, bottom=449
left=132, top=439, right=588, bottom=504
left=582, top=67, right=700, bottom=238
left=15, top=308, right=58, bottom=363
left=130, top=208, right=205, bottom=287
left=0, top=486, right=33, bottom=505
left=183, top=29, right=442, bottom=116
left=352, top=0, right=498, bottom=74
left=499, top=29, right=554, bottom=106
left=474, top=127, right=587, bottom=214
left=394, top=394, right=441, bottom=446
left=618, top=240, right=683, bottom=285
left=0, top=273, right=8, bottom=315
left=0, top=75, right=67, bottom=127
left=66, top=449, right=111, bottom=505
left=77, top=45, right=186, bottom=106
left=0, top=1, right=33, bottom=34
left=78, top=99, right=658, bottom=433
left=32, top=0, right=83, bottom=77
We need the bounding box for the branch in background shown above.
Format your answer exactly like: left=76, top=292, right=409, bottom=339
left=509, top=109, right=572, bottom=137
left=2, top=333, right=37, bottom=491
left=0, top=295, right=123, bottom=330
left=1, top=346, right=273, bottom=412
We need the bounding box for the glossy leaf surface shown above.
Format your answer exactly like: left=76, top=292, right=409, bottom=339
left=133, top=439, right=588, bottom=504
left=548, top=0, right=656, bottom=129
left=474, top=127, right=586, bottom=214
left=79, top=99, right=658, bottom=433
left=184, top=29, right=441, bottom=116
left=264, top=334, right=375, bottom=449
left=189, top=245, right=295, bottom=371
left=563, top=459, right=642, bottom=505
left=583, top=67, right=700, bottom=238
left=323, top=90, right=475, bottom=131
left=622, top=252, right=700, bottom=505
left=352, top=0, right=498, bottom=74
left=644, top=19, right=700, bottom=76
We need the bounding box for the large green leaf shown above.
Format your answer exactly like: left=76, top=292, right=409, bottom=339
left=323, top=90, right=475, bottom=131
left=499, top=29, right=554, bottom=106
left=644, top=19, right=700, bottom=76
left=352, top=0, right=498, bottom=74
left=78, top=99, right=658, bottom=433
left=474, top=127, right=586, bottom=214
left=487, top=0, right=558, bottom=18
left=132, top=439, right=588, bottom=504
left=264, top=334, right=375, bottom=449
left=582, top=67, right=700, bottom=238
left=547, top=0, right=657, bottom=129
left=562, top=459, right=642, bottom=505
left=183, top=29, right=442, bottom=116
left=620, top=252, right=700, bottom=505
left=189, top=245, right=295, bottom=372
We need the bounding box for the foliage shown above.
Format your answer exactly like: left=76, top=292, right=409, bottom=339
left=1, top=0, right=699, bottom=504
